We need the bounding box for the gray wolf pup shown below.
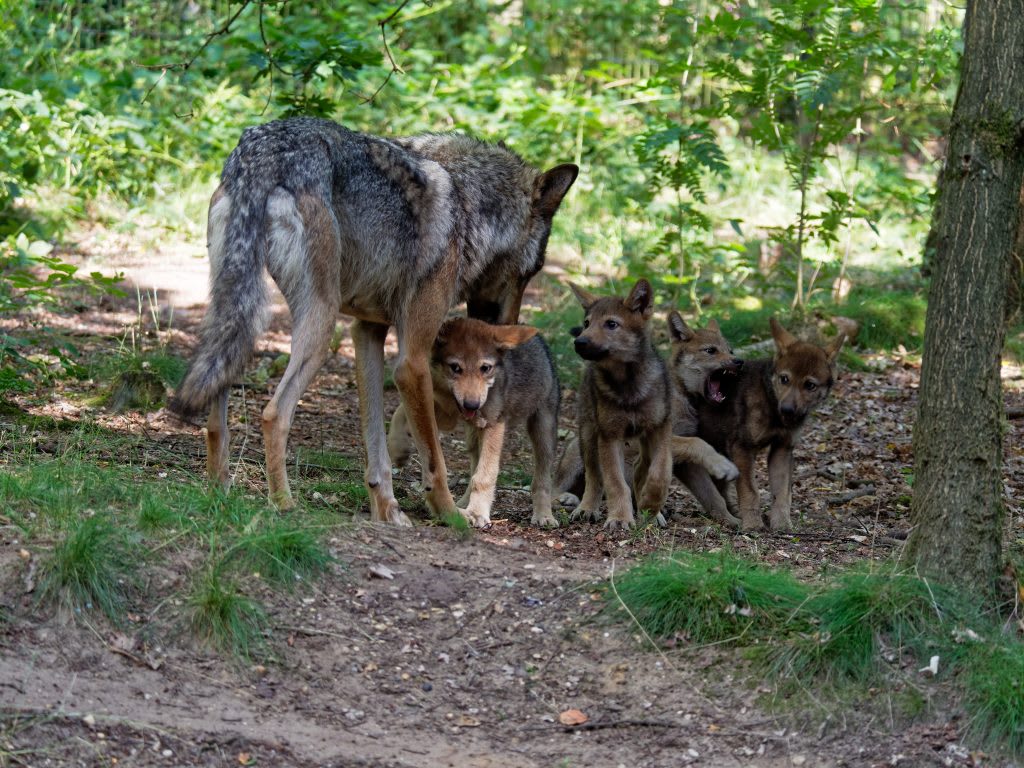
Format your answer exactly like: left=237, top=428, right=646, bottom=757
left=387, top=317, right=560, bottom=528
left=568, top=279, right=672, bottom=529
left=554, top=312, right=742, bottom=527
left=695, top=317, right=845, bottom=531
left=170, top=118, right=577, bottom=524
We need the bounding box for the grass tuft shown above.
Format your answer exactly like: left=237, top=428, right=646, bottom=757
left=962, top=641, right=1024, bottom=755
left=768, top=569, right=959, bottom=683
left=609, top=551, right=810, bottom=644
left=227, top=519, right=332, bottom=587
left=37, top=514, right=137, bottom=621
left=187, top=569, right=268, bottom=659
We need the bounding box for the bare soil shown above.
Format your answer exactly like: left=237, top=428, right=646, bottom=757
left=1, top=242, right=1023, bottom=767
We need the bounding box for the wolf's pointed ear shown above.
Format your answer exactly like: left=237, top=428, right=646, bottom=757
left=668, top=311, right=694, bottom=342
left=825, top=332, right=847, bottom=365
left=434, top=318, right=459, bottom=350
left=567, top=281, right=598, bottom=310
left=535, top=164, right=579, bottom=217
left=769, top=317, right=797, bottom=353
left=626, top=279, right=654, bottom=316
left=492, top=324, right=539, bottom=351
left=706, top=318, right=721, bottom=334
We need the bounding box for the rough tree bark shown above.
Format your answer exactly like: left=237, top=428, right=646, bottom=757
left=905, top=0, right=1024, bottom=596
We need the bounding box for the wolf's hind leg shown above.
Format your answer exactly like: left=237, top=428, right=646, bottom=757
left=354, top=320, right=411, bottom=526
left=205, top=389, right=230, bottom=490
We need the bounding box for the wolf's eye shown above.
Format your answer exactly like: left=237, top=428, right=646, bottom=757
left=704, top=346, right=717, bottom=355
left=480, top=363, right=493, bottom=375
left=583, top=318, right=591, bottom=329
left=605, top=319, right=619, bottom=330
left=779, top=374, right=790, bottom=385
left=804, top=381, right=817, bottom=391
left=449, top=363, right=462, bottom=374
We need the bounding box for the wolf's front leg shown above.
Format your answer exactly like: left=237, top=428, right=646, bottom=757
left=599, top=438, right=634, bottom=530
left=386, top=403, right=414, bottom=468
left=733, top=447, right=763, bottom=531
left=458, top=425, right=482, bottom=509
left=459, top=422, right=505, bottom=528
left=571, top=421, right=604, bottom=522
left=767, top=443, right=794, bottom=531
left=354, top=320, right=411, bottom=526
left=527, top=408, right=558, bottom=528
left=671, top=436, right=738, bottom=481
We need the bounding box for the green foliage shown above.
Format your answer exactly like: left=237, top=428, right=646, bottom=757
left=609, top=551, right=810, bottom=644
left=962, top=642, right=1024, bottom=755
left=37, top=513, right=138, bottom=621
left=225, top=519, right=332, bottom=588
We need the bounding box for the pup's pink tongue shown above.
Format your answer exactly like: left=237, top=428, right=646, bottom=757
left=708, top=379, right=724, bottom=403
left=461, top=408, right=477, bottom=420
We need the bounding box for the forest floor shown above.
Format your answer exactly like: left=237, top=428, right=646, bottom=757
left=1, top=228, right=1023, bottom=767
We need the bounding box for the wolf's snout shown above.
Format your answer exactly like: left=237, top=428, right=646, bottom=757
left=461, top=398, right=482, bottom=413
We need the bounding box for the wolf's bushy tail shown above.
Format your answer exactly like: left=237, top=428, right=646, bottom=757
left=170, top=161, right=278, bottom=419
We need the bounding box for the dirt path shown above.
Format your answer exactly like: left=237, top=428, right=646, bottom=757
left=2, top=237, right=1022, bottom=767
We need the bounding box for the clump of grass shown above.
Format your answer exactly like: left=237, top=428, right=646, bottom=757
left=226, top=519, right=332, bottom=587
left=439, top=509, right=472, bottom=538
left=962, top=641, right=1024, bottom=755
left=1, top=460, right=134, bottom=527
left=187, top=569, right=268, bottom=659
left=37, top=513, right=137, bottom=621
left=608, top=552, right=810, bottom=644
left=94, top=349, right=187, bottom=412
left=769, top=569, right=960, bottom=683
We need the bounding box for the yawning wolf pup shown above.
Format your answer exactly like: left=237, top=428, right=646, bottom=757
left=568, top=279, right=672, bottom=530
left=695, top=317, right=845, bottom=531
left=665, top=311, right=743, bottom=528
left=388, top=317, right=560, bottom=528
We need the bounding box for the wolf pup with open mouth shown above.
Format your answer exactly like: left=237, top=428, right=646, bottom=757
left=388, top=317, right=560, bottom=528
left=695, top=317, right=845, bottom=531
left=568, top=279, right=672, bottom=530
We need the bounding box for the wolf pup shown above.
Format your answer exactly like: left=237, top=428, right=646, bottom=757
left=568, top=279, right=672, bottom=530
left=665, top=311, right=743, bottom=528
left=387, top=317, right=560, bottom=529
left=170, top=118, right=577, bottom=525
left=695, top=318, right=845, bottom=531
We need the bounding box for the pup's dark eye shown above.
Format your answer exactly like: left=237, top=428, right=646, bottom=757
left=583, top=318, right=591, bottom=329
left=449, top=363, right=462, bottom=374
left=480, top=364, right=493, bottom=375
left=605, top=319, right=619, bottom=330
left=779, top=374, right=790, bottom=385
left=704, top=346, right=717, bottom=355
left=804, top=381, right=817, bottom=391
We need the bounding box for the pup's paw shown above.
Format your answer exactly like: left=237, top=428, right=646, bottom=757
left=604, top=513, right=636, bottom=530
left=557, top=492, right=580, bottom=508
left=570, top=504, right=601, bottom=523
left=531, top=511, right=559, bottom=528
left=708, top=455, right=739, bottom=481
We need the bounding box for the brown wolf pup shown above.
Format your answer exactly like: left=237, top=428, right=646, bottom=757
left=568, top=279, right=672, bottom=530
left=695, top=317, right=845, bottom=531
left=387, top=317, right=560, bottom=528
left=665, top=311, right=743, bottom=528
left=554, top=312, right=743, bottom=527
left=170, top=118, right=577, bottom=524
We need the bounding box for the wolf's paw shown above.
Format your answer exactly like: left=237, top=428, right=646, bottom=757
left=716, top=510, right=742, bottom=529
left=571, top=504, right=601, bottom=523
left=459, top=506, right=491, bottom=529
left=557, top=492, right=580, bottom=508
left=708, top=455, right=739, bottom=481
left=374, top=498, right=413, bottom=527
left=604, top=513, right=636, bottom=530
left=740, top=515, right=765, bottom=532
left=531, top=510, right=559, bottom=528
left=768, top=511, right=792, bottom=532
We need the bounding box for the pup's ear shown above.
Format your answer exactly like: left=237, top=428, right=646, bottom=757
left=769, top=317, right=797, bottom=354
left=625, top=279, right=654, bottom=316
left=434, top=318, right=459, bottom=350
left=534, top=164, right=579, bottom=217
left=667, top=311, right=694, bottom=342
left=567, top=281, right=598, bottom=310
left=705, top=318, right=721, bottom=334
left=492, top=324, right=539, bottom=352
left=825, top=332, right=847, bottom=365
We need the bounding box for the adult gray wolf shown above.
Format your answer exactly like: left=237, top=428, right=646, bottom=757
left=567, top=279, right=672, bottom=530
left=695, top=318, right=845, bottom=531
left=170, top=117, right=577, bottom=524
left=387, top=317, right=560, bottom=528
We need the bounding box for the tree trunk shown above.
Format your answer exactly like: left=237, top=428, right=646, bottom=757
left=905, top=0, right=1024, bottom=596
